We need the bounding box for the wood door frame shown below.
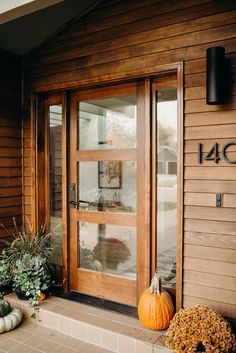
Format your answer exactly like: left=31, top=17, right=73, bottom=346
left=34, top=92, right=69, bottom=289
left=31, top=62, right=183, bottom=309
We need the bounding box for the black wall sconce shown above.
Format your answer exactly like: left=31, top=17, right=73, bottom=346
left=206, top=46, right=225, bottom=105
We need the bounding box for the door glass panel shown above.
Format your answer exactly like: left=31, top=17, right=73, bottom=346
left=79, top=221, right=136, bottom=279
left=156, top=88, right=177, bottom=288
left=49, top=105, right=62, bottom=261
left=78, top=161, right=136, bottom=213
left=78, top=95, right=136, bottom=150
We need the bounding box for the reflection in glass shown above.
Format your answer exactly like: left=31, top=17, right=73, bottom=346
left=49, top=105, right=62, bottom=262
left=79, top=222, right=136, bottom=279
left=156, top=88, right=177, bottom=288
left=78, top=161, right=136, bottom=213
left=78, top=95, right=136, bottom=150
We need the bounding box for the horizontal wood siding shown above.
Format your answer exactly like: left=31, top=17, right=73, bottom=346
left=24, top=0, right=236, bottom=317
left=0, top=50, right=22, bottom=246
left=22, top=94, right=32, bottom=225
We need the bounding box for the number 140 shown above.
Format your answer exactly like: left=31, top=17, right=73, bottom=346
left=198, top=142, right=236, bottom=164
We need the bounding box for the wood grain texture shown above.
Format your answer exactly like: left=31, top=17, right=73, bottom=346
left=184, top=244, right=236, bottom=263
left=185, top=218, right=236, bottom=236
left=75, top=210, right=136, bottom=227
left=184, top=295, right=236, bottom=317
left=184, top=270, right=236, bottom=291
left=184, top=283, right=236, bottom=305
left=184, top=193, right=236, bottom=208
left=137, top=79, right=151, bottom=303
left=185, top=231, right=236, bottom=250
left=184, top=257, right=236, bottom=277
left=185, top=166, right=236, bottom=180
left=185, top=205, right=236, bottom=222
left=75, top=269, right=136, bottom=306
left=184, top=180, right=236, bottom=193
left=0, top=50, right=22, bottom=238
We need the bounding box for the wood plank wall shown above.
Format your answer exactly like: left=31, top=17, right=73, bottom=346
left=23, top=0, right=236, bottom=317
left=0, top=50, right=22, bottom=248
left=22, top=92, right=32, bottom=225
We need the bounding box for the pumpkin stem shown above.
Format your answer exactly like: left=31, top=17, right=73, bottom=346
left=149, top=272, right=161, bottom=294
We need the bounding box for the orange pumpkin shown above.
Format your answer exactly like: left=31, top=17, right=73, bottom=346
left=138, top=272, right=175, bottom=330
left=39, top=293, right=46, bottom=301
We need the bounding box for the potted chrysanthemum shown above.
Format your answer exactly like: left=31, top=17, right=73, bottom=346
left=166, top=305, right=236, bottom=353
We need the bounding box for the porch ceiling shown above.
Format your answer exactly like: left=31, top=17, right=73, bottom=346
left=0, top=0, right=99, bottom=56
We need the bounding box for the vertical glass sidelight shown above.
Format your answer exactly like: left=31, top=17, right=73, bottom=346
left=49, top=105, right=62, bottom=261
left=78, top=96, right=136, bottom=150
left=156, top=88, right=177, bottom=288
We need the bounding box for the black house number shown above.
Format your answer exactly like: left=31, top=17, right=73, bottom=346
left=198, top=141, right=236, bottom=164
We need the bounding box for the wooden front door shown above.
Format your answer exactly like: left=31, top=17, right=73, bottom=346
left=69, top=82, right=150, bottom=306
left=35, top=71, right=181, bottom=309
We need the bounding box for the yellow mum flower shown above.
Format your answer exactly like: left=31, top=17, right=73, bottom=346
left=166, top=306, right=236, bottom=353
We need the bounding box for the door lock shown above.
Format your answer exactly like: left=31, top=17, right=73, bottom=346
left=69, top=183, right=77, bottom=208
left=68, top=183, right=89, bottom=208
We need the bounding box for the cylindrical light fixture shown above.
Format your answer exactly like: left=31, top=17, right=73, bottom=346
left=206, top=46, right=225, bottom=105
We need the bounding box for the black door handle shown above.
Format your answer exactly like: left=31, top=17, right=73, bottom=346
left=68, top=199, right=89, bottom=208
left=68, top=200, right=79, bottom=208
left=69, top=182, right=90, bottom=208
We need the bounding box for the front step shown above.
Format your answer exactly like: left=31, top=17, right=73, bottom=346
left=0, top=320, right=114, bottom=353
left=6, top=293, right=172, bottom=353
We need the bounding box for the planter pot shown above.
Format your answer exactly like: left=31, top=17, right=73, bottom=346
left=0, top=281, right=12, bottom=294
left=50, top=285, right=63, bottom=296
left=15, top=288, right=32, bottom=301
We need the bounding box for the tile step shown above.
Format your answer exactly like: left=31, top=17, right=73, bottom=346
left=6, top=293, right=172, bottom=353
left=0, top=320, right=115, bottom=353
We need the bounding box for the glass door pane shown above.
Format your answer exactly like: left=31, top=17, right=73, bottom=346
left=78, top=222, right=136, bottom=279
left=77, top=93, right=137, bottom=280
left=78, top=161, right=137, bottom=213
left=156, top=88, right=177, bottom=288
left=78, top=96, right=136, bottom=150
left=49, top=105, right=62, bottom=261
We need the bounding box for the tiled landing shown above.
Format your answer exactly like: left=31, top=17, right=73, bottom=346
left=6, top=293, right=172, bottom=353
left=0, top=320, right=113, bottom=353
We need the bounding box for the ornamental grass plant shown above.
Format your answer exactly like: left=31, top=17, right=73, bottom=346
left=0, top=255, right=11, bottom=288
left=1, top=218, right=55, bottom=274
left=0, top=218, right=56, bottom=318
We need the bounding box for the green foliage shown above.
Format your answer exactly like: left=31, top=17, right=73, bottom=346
left=0, top=255, right=11, bottom=286
left=2, top=225, right=56, bottom=274
left=0, top=219, right=56, bottom=319
left=13, top=254, right=51, bottom=317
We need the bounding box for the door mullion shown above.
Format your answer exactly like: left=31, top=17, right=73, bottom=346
left=69, top=94, right=79, bottom=289
left=137, top=78, right=151, bottom=301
